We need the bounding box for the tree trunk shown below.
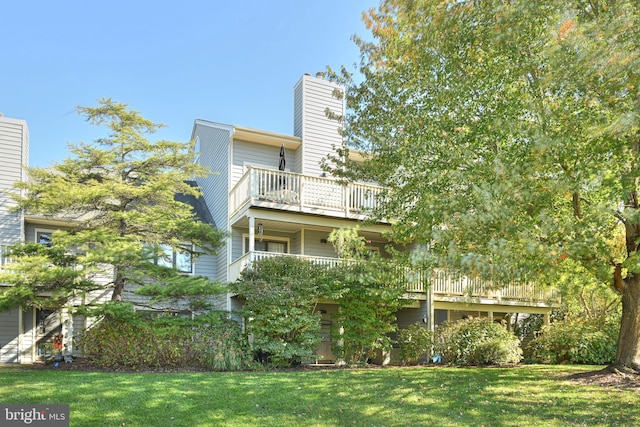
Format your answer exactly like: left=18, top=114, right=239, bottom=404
left=615, top=273, right=640, bottom=372
left=111, top=270, right=126, bottom=302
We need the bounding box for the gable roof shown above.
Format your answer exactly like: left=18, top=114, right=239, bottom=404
left=175, top=181, right=216, bottom=226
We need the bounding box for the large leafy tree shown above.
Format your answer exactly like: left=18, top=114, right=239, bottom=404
left=0, top=99, right=225, bottom=314
left=327, top=1, right=640, bottom=371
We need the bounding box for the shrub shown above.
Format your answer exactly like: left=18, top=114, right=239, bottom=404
left=79, top=311, right=251, bottom=371
left=433, top=318, right=522, bottom=366
left=232, top=256, right=331, bottom=367
left=329, top=260, right=409, bottom=365
left=527, top=316, right=618, bottom=365
left=398, top=322, right=433, bottom=365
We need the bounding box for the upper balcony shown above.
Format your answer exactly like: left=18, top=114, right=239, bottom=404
left=230, top=167, right=385, bottom=221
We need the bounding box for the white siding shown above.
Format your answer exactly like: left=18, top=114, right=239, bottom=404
left=0, top=117, right=28, bottom=247
left=293, top=75, right=344, bottom=177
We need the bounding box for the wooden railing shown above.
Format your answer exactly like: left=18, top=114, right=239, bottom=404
left=431, top=269, right=558, bottom=302
left=229, top=252, right=557, bottom=304
left=229, top=167, right=383, bottom=217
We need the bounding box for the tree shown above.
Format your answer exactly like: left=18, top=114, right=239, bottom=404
left=0, top=99, right=226, bottom=314
left=231, top=256, right=331, bottom=367
left=326, top=1, right=640, bottom=372
left=327, top=228, right=408, bottom=364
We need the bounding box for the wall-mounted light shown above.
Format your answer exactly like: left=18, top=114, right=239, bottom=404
left=320, top=239, right=327, bottom=245
left=257, top=223, right=263, bottom=242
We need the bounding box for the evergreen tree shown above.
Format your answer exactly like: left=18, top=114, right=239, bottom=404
left=0, top=99, right=225, bottom=314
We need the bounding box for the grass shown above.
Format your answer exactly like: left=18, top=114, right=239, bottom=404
left=0, top=364, right=638, bottom=426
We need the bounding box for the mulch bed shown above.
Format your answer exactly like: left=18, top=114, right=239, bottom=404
left=566, top=367, right=640, bottom=391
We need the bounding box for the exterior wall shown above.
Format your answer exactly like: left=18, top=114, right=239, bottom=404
left=193, top=121, right=231, bottom=283
left=293, top=74, right=344, bottom=178
left=396, top=302, right=430, bottom=329
left=20, top=308, right=35, bottom=363
left=303, top=229, right=335, bottom=257
left=0, top=116, right=28, bottom=248
left=0, top=307, right=20, bottom=363
left=232, top=140, right=298, bottom=181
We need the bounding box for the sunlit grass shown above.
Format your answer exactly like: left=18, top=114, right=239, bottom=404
left=0, top=364, right=637, bottom=426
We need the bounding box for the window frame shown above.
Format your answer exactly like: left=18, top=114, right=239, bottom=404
left=242, top=233, right=290, bottom=254
left=153, top=243, right=195, bottom=275
left=34, top=228, right=56, bottom=247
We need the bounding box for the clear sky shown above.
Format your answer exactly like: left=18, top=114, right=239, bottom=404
left=2, top=1, right=375, bottom=167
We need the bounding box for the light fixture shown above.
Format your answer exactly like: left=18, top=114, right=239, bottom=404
left=257, top=223, right=263, bottom=242
left=320, top=239, right=327, bottom=245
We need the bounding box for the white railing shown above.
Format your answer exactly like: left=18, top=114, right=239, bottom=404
left=229, top=253, right=556, bottom=304
left=229, top=251, right=344, bottom=282
left=229, top=167, right=384, bottom=217
left=431, top=269, right=558, bottom=302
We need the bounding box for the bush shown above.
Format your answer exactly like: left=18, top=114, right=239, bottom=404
left=526, top=317, right=618, bottom=365
left=232, top=256, right=330, bottom=367
left=433, top=318, right=522, bottom=366
left=398, top=323, right=433, bottom=365
left=79, top=311, right=251, bottom=371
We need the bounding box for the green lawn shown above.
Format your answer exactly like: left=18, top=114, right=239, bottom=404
left=0, top=364, right=637, bottom=426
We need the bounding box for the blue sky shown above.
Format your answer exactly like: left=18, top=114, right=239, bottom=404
left=2, top=1, right=374, bottom=167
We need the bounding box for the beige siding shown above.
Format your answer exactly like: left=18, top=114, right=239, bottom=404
left=303, top=229, right=336, bottom=257
left=293, top=75, right=344, bottom=177
left=232, top=139, right=298, bottom=182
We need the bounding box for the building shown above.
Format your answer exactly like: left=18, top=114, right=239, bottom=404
left=191, top=73, right=558, bottom=363
left=0, top=74, right=558, bottom=364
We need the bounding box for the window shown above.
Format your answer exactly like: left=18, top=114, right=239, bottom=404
left=36, top=230, right=54, bottom=247
left=243, top=234, right=289, bottom=254
left=154, top=244, right=193, bottom=274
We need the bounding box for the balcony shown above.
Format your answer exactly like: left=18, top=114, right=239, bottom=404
left=229, top=252, right=558, bottom=306
left=230, top=167, right=384, bottom=220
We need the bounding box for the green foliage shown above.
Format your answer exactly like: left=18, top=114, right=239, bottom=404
left=328, top=258, right=409, bottom=365
left=79, top=311, right=250, bottom=371
left=527, top=316, right=619, bottom=365
left=326, top=0, right=640, bottom=366
left=398, top=322, right=433, bottom=365
left=433, top=318, right=522, bottom=366
left=0, top=99, right=226, bottom=315
left=232, top=256, right=331, bottom=367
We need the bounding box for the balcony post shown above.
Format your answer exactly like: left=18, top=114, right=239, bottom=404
left=248, top=216, right=255, bottom=253
left=299, top=175, right=305, bottom=210
left=343, top=185, right=349, bottom=217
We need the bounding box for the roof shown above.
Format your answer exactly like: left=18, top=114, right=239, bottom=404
left=175, top=181, right=216, bottom=226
